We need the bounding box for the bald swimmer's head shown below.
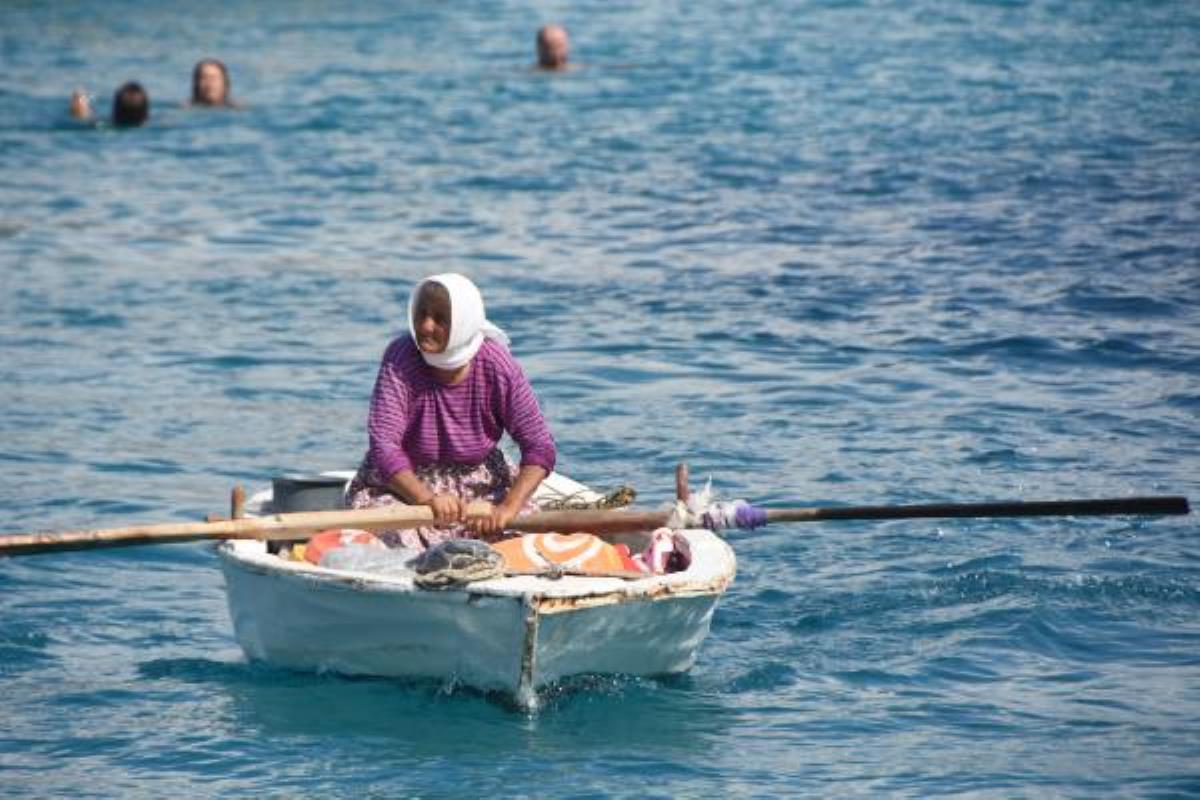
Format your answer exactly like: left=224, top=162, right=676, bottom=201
left=536, top=24, right=570, bottom=70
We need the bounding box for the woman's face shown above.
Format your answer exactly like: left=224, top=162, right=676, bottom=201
left=196, top=63, right=227, bottom=105
left=412, top=284, right=451, bottom=354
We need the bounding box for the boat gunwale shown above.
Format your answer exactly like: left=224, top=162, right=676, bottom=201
left=219, top=470, right=736, bottom=605
left=216, top=529, right=735, bottom=606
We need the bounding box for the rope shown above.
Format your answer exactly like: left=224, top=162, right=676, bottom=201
left=412, top=539, right=505, bottom=588
left=539, top=484, right=638, bottom=511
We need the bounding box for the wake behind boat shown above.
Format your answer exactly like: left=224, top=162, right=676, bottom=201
left=216, top=471, right=737, bottom=707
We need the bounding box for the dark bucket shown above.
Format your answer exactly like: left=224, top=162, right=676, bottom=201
left=272, top=474, right=350, bottom=513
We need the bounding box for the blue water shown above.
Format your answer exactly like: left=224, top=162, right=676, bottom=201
left=2, top=0, right=1199, bottom=795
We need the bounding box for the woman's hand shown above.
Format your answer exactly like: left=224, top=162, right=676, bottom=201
left=466, top=465, right=546, bottom=538
left=387, top=471, right=462, bottom=525
left=426, top=493, right=464, bottom=526
left=467, top=501, right=519, bottom=539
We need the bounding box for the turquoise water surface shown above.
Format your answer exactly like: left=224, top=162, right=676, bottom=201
left=2, top=1, right=1199, bottom=796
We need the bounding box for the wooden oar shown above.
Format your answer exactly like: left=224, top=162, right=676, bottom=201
left=0, top=494, right=1187, bottom=557
left=0, top=503, right=670, bottom=557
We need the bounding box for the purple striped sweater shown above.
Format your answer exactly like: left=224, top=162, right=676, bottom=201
left=364, top=337, right=556, bottom=480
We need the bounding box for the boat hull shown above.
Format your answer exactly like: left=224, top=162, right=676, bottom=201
left=218, top=471, right=736, bottom=705
left=221, top=553, right=529, bottom=690
left=218, top=530, right=733, bottom=704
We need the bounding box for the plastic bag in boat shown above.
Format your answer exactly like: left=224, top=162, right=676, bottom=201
left=303, top=528, right=382, bottom=565
left=320, top=544, right=422, bottom=576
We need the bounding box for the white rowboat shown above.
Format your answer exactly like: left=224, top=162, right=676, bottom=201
left=216, top=472, right=736, bottom=707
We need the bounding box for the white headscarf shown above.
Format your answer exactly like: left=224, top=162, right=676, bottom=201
left=407, top=273, right=510, bottom=370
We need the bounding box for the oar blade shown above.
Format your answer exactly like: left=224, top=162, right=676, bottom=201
left=766, top=495, right=1190, bottom=524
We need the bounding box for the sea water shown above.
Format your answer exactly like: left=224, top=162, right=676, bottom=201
left=1, top=1, right=1198, bottom=796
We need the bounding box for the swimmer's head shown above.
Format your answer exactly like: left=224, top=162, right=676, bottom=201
left=536, top=24, right=570, bottom=70
left=112, top=82, right=149, bottom=127
left=192, top=58, right=231, bottom=106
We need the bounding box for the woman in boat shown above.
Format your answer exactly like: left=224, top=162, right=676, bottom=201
left=345, top=273, right=556, bottom=549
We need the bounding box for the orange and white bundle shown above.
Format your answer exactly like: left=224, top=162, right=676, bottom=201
left=492, top=532, right=640, bottom=575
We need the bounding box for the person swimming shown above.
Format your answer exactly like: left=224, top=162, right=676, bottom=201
left=70, top=81, right=150, bottom=127
left=536, top=24, right=571, bottom=70
left=189, top=58, right=238, bottom=107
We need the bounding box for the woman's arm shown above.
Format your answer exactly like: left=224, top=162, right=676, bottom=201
left=367, top=341, right=416, bottom=481
left=468, top=464, right=547, bottom=537
left=368, top=341, right=472, bottom=523
left=464, top=351, right=555, bottom=537
left=387, top=469, right=463, bottom=525
left=494, top=352, right=557, bottom=474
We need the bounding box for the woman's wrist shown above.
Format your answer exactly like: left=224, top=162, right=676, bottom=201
left=496, top=497, right=522, bottom=518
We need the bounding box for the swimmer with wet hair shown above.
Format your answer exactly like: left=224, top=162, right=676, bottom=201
left=190, top=58, right=237, bottom=107
left=536, top=24, right=570, bottom=70
left=70, top=81, right=149, bottom=127
left=112, top=82, right=149, bottom=126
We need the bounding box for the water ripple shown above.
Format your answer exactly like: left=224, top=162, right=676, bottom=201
left=1, top=0, right=1198, bottom=796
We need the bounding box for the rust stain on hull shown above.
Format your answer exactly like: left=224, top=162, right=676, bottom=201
left=517, top=595, right=541, bottom=706
left=531, top=574, right=733, bottom=614
left=516, top=573, right=733, bottom=701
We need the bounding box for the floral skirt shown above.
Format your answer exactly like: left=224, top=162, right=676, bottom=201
left=344, top=449, right=537, bottom=550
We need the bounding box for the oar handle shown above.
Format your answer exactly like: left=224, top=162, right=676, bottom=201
left=0, top=503, right=670, bottom=557
left=0, top=506, right=433, bottom=557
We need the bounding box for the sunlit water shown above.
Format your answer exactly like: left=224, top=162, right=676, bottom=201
left=2, top=1, right=1198, bottom=796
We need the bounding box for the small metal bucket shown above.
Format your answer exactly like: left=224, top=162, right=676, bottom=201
left=271, top=473, right=350, bottom=513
